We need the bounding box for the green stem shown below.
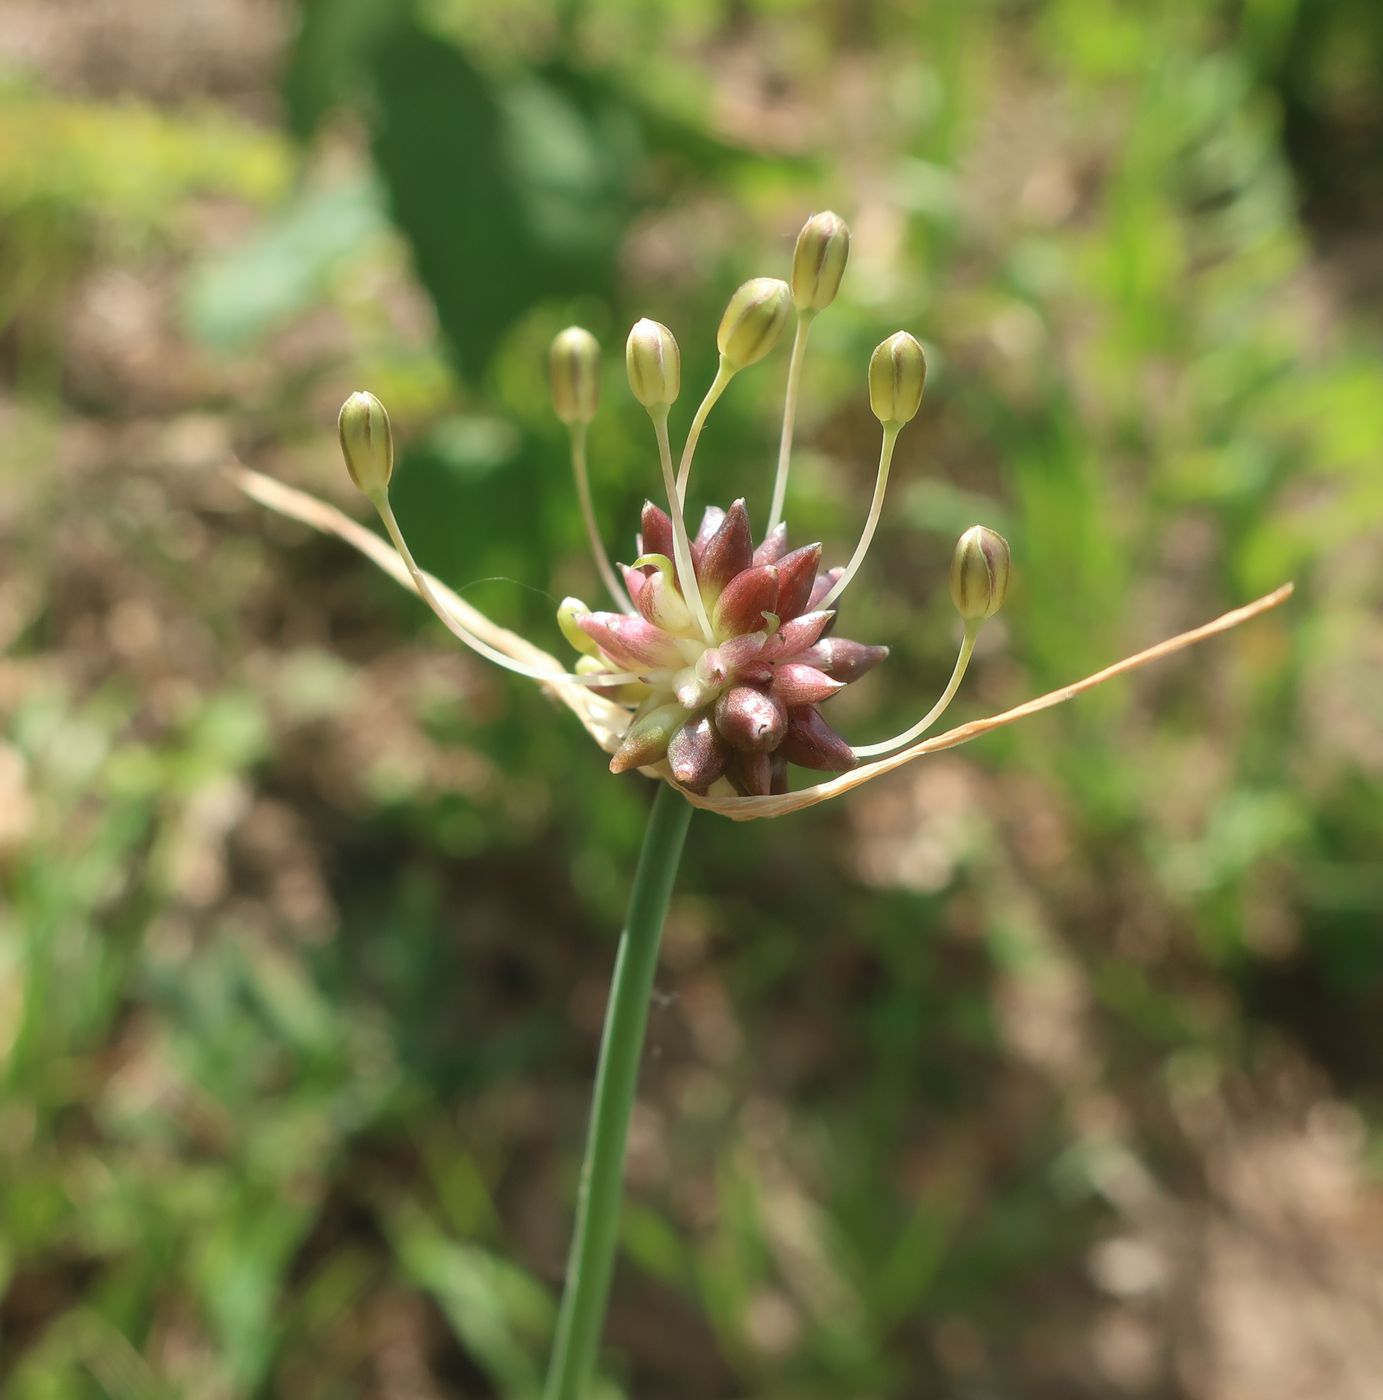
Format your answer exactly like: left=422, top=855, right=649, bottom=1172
left=544, top=783, right=694, bottom=1400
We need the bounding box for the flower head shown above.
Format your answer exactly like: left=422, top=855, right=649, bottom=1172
left=235, top=211, right=1293, bottom=819
left=569, top=497, right=885, bottom=794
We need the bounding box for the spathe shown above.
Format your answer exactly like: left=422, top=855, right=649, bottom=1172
left=231, top=461, right=1293, bottom=824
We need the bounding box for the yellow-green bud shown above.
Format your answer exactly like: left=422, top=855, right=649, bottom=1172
left=791, top=211, right=850, bottom=312
left=716, top=277, right=791, bottom=370
left=549, top=326, right=601, bottom=425
left=868, top=332, right=927, bottom=427
left=950, top=525, right=1011, bottom=621
left=557, top=597, right=598, bottom=655
left=625, top=318, right=681, bottom=409
left=338, top=391, right=394, bottom=495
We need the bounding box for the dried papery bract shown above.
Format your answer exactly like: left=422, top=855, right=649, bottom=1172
left=234, top=457, right=1291, bottom=817
left=335, top=389, right=646, bottom=691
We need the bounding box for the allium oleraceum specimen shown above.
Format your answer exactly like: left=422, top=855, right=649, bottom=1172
left=243, top=210, right=1291, bottom=820
left=238, top=212, right=1290, bottom=1400
left=331, top=212, right=1015, bottom=807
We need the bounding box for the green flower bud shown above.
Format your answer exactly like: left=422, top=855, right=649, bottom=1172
left=549, top=326, right=601, bottom=425
left=716, top=277, right=791, bottom=370
left=557, top=597, right=598, bottom=655
left=625, top=318, right=681, bottom=409
left=791, top=211, right=850, bottom=312
left=868, top=332, right=927, bottom=427
left=338, top=391, right=393, bottom=495
left=950, top=525, right=1011, bottom=621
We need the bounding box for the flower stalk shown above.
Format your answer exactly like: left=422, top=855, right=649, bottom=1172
left=569, top=422, right=631, bottom=613
left=767, top=312, right=813, bottom=535
left=543, top=782, right=693, bottom=1400
left=233, top=207, right=1294, bottom=1399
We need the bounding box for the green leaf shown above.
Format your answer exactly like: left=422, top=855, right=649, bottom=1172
left=281, top=0, right=399, bottom=143
left=367, top=25, right=641, bottom=379
left=183, top=178, right=386, bottom=351
left=386, top=1200, right=553, bottom=1396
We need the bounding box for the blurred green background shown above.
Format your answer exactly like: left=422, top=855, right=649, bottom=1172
left=3, top=0, right=1382, bottom=1396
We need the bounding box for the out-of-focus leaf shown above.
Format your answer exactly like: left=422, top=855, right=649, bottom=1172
left=386, top=1200, right=553, bottom=1396
left=184, top=178, right=387, bottom=350
left=282, top=0, right=399, bottom=143
left=367, top=24, right=641, bottom=378
left=194, top=1185, right=319, bottom=1393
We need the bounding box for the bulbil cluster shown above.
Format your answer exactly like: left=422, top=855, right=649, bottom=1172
left=569, top=498, right=886, bottom=794
left=337, top=211, right=1012, bottom=803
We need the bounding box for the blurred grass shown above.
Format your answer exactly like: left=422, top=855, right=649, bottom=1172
left=2, top=0, right=1382, bottom=1396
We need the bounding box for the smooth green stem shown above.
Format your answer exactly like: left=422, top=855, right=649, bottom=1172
left=569, top=423, right=632, bottom=613
left=852, top=621, right=980, bottom=759
left=767, top=311, right=814, bottom=535
left=816, top=422, right=901, bottom=612
left=674, top=360, right=733, bottom=507
left=544, top=784, right=694, bottom=1400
